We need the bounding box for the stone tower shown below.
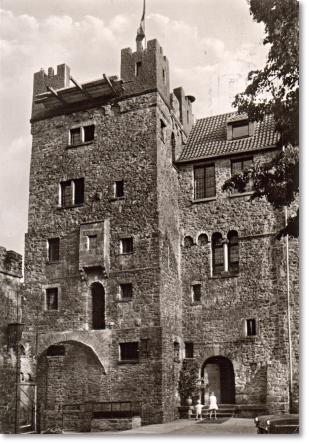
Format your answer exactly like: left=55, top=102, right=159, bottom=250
left=22, top=30, right=195, bottom=431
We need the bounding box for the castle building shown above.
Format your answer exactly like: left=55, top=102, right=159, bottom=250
left=1, top=22, right=299, bottom=433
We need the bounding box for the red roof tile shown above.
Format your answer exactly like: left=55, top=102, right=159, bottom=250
left=178, top=112, right=280, bottom=162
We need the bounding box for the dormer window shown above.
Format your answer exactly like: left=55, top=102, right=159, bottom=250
left=232, top=121, right=249, bottom=139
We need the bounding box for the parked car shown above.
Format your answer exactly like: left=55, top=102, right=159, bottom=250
left=254, top=413, right=299, bottom=434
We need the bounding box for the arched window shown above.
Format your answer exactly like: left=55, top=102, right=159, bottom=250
left=184, top=236, right=194, bottom=248
left=212, top=233, right=224, bottom=275
left=228, top=230, right=239, bottom=273
left=197, top=233, right=208, bottom=246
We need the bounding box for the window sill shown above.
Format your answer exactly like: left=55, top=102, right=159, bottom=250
left=46, top=261, right=60, bottom=265
left=210, top=272, right=239, bottom=279
left=192, top=197, right=216, bottom=204
left=110, top=197, right=125, bottom=202
left=120, top=252, right=133, bottom=256
left=242, top=336, right=258, bottom=341
left=117, top=360, right=139, bottom=365
left=116, top=298, right=133, bottom=303
left=66, top=140, right=94, bottom=149
left=229, top=191, right=254, bottom=198
left=57, top=204, right=84, bottom=210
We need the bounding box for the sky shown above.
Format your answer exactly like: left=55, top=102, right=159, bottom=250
left=0, top=0, right=269, bottom=255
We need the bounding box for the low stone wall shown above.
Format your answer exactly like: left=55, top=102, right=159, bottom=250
left=91, top=416, right=141, bottom=432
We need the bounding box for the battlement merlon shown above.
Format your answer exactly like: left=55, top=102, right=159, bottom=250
left=0, top=246, right=22, bottom=278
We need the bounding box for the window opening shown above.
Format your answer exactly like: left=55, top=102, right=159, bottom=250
left=48, top=238, right=60, bottom=262
left=119, top=342, right=139, bottom=361
left=120, top=238, right=133, bottom=254
left=246, top=319, right=256, bottom=336
left=197, top=233, right=208, bottom=246
left=87, top=235, right=97, bottom=250
left=173, top=342, right=180, bottom=362
left=135, top=61, right=142, bottom=77
left=194, top=164, right=216, bottom=199
left=184, top=236, right=194, bottom=248
left=70, top=127, right=81, bottom=145
left=160, top=119, right=166, bottom=142
left=192, top=284, right=201, bottom=303
left=84, top=124, right=95, bottom=142
left=46, top=288, right=58, bottom=310
left=185, top=342, right=194, bottom=359
left=232, top=121, right=249, bottom=139
left=115, top=180, right=124, bottom=198
left=120, top=283, right=133, bottom=300
left=212, top=233, right=224, bottom=274
left=228, top=231, right=239, bottom=273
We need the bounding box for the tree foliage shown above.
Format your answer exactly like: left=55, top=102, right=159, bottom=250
left=178, top=359, right=200, bottom=404
left=224, top=0, right=299, bottom=237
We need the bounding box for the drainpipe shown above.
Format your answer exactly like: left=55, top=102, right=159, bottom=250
left=284, top=205, right=293, bottom=412
left=282, top=144, right=293, bottom=413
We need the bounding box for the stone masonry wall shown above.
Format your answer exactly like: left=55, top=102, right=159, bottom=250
left=178, top=151, right=299, bottom=412
left=0, top=247, right=23, bottom=433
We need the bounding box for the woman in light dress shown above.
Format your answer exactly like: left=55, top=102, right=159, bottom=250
left=208, top=391, right=218, bottom=420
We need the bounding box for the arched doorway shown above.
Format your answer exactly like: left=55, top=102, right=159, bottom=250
left=91, top=282, right=105, bottom=330
left=201, top=356, right=235, bottom=404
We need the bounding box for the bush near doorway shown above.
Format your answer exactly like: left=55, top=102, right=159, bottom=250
left=178, top=359, right=200, bottom=405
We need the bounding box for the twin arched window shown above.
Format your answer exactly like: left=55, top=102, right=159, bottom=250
left=212, top=231, right=239, bottom=275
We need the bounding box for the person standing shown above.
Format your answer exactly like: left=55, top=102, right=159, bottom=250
left=208, top=392, right=218, bottom=420
left=195, top=399, right=203, bottom=421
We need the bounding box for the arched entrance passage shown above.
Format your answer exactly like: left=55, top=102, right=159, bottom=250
left=91, top=282, right=105, bottom=330
left=201, top=356, right=235, bottom=404
left=37, top=340, right=107, bottom=432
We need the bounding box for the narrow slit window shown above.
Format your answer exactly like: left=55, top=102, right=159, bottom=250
left=135, top=61, right=142, bottom=77
left=160, top=119, right=166, bottom=142
left=212, top=233, right=224, bottom=274
left=48, top=238, right=60, bottom=262
left=46, top=288, right=58, bottom=311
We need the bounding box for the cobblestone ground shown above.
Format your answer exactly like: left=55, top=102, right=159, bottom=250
left=109, top=418, right=257, bottom=435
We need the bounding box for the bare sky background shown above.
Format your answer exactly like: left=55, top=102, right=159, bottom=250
left=0, top=0, right=268, bottom=255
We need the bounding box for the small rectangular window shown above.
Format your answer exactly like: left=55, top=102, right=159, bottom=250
left=46, top=288, right=58, bottom=310
left=194, top=164, right=216, bottom=199
left=115, top=180, right=124, bottom=198
left=48, top=238, right=60, bottom=262
left=246, top=319, right=256, bottom=336
left=120, top=283, right=133, bottom=300
left=120, top=238, right=133, bottom=254
left=74, top=178, right=84, bottom=205
left=84, top=124, right=95, bottom=142
left=70, top=127, right=81, bottom=145
left=87, top=235, right=97, bottom=250
left=135, top=61, right=142, bottom=77
left=173, top=341, right=180, bottom=362
left=185, top=342, right=194, bottom=358
left=61, top=180, right=72, bottom=207
left=232, top=121, right=249, bottom=139
left=119, top=342, right=139, bottom=361
left=192, top=284, right=201, bottom=303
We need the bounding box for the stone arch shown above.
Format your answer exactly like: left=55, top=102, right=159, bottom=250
left=183, top=235, right=194, bottom=248
left=200, top=355, right=235, bottom=405
left=197, top=232, right=209, bottom=246
left=36, top=339, right=108, bottom=432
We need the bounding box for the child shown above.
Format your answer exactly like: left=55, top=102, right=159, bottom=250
left=208, top=392, right=218, bottom=420
left=195, top=399, right=203, bottom=421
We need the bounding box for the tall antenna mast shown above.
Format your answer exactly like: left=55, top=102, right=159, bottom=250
left=136, top=0, right=146, bottom=52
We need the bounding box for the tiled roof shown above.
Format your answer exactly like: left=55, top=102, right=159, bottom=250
left=178, top=112, right=279, bottom=162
